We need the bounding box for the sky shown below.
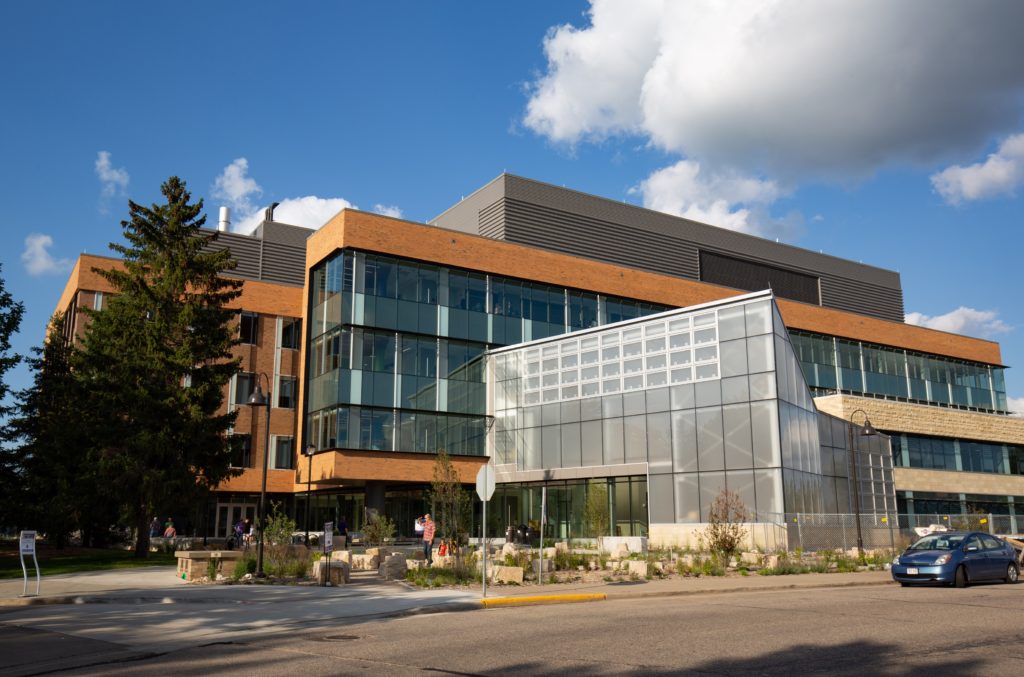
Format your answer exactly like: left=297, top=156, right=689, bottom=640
left=1, top=1, right=1023, bottom=413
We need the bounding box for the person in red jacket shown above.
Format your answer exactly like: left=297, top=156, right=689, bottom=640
left=422, top=514, right=436, bottom=565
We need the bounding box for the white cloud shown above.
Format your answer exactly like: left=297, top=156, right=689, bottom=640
left=373, top=204, right=403, bottom=219
left=905, top=307, right=1012, bottom=338
left=213, top=158, right=262, bottom=216
left=632, top=160, right=800, bottom=239
left=931, top=133, right=1024, bottom=205
left=1007, top=395, right=1024, bottom=417
left=525, top=1, right=1024, bottom=179
left=21, top=233, right=71, bottom=276
left=95, top=151, right=129, bottom=210
left=232, top=196, right=355, bottom=233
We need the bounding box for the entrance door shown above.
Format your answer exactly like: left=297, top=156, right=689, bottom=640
left=215, top=502, right=257, bottom=538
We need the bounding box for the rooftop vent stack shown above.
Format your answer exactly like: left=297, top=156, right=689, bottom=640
left=218, top=207, right=231, bottom=232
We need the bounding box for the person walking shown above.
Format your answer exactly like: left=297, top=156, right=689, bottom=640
left=338, top=517, right=349, bottom=549
left=422, top=514, right=436, bottom=565
left=149, top=517, right=161, bottom=538
left=163, top=518, right=176, bottom=539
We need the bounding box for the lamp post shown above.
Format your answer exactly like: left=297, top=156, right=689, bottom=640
left=847, top=408, right=878, bottom=556
left=245, top=373, right=272, bottom=577
left=305, top=443, right=315, bottom=545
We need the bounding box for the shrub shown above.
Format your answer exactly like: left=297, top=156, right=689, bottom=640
left=363, top=514, right=396, bottom=546
left=704, top=489, right=749, bottom=560
left=405, top=565, right=476, bottom=588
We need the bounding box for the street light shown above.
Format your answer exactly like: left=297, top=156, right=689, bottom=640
left=305, top=443, right=316, bottom=545
left=847, top=408, right=879, bottom=556
left=245, top=373, right=272, bottom=577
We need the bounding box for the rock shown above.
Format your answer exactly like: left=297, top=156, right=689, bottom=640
left=740, top=552, right=760, bottom=565
left=378, top=553, right=407, bottom=580
left=589, top=561, right=599, bottom=571
left=491, top=566, right=524, bottom=584
left=330, top=550, right=351, bottom=564
left=627, top=560, right=648, bottom=577
left=765, top=555, right=780, bottom=569
left=555, top=542, right=569, bottom=554
left=653, top=561, right=665, bottom=573
left=407, top=559, right=424, bottom=571
left=365, top=547, right=383, bottom=559
left=501, top=542, right=518, bottom=558
left=542, top=547, right=557, bottom=559
left=432, top=555, right=455, bottom=569
left=614, top=544, right=630, bottom=560
left=350, top=554, right=380, bottom=571
left=531, top=558, right=553, bottom=573
left=312, top=560, right=350, bottom=585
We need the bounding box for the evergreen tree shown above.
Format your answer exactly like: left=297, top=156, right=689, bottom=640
left=14, top=314, right=114, bottom=544
left=0, top=263, right=24, bottom=526
left=76, top=177, right=243, bottom=557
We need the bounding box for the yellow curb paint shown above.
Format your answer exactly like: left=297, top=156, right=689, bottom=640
left=481, top=593, right=606, bottom=607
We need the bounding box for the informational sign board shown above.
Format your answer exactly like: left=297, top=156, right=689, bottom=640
left=323, top=521, right=334, bottom=553
left=19, top=530, right=40, bottom=597
left=475, top=464, right=495, bottom=502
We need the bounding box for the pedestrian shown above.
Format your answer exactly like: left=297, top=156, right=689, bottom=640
left=149, top=517, right=160, bottom=538
left=233, top=519, right=246, bottom=548
left=422, top=513, right=436, bottom=565
left=243, top=519, right=253, bottom=549
left=338, top=517, right=349, bottom=549
left=163, top=518, right=176, bottom=539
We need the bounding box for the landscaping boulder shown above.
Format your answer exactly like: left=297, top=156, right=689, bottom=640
left=740, top=552, right=760, bottom=566
left=312, top=559, right=350, bottom=585
left=532, top=558, right=553, bottom=573
left=626, top=560, right=649, bottom=577
left=555, top=541, right=569, bottom=555
left=491, top=565, right=524, bottom=584
left=350, top=554, right=380, bottom=571
left=378, top=553, right=407, bottom=580
left=542, top=547, right=557, bottom=559
left=330, top=550, right=351, bottom=564
left=614, top=544, right=630, bottom=560
left=365, top=547, right=383, bottom=559
left=501, top=542, right=518, bottom=559
left=407, top=559, right=424, bottom=571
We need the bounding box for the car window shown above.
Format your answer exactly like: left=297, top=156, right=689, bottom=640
left=964, top=535, right=983, bottom=551
left=910, top=534, right=963, bottom=550
left=981, top=535, right=1003, bottom=551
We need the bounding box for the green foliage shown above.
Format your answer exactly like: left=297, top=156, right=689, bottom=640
left=703, top=488, right=749, bottom=559
left=504, top=549, right=531, bottom=569
left=0, top=264, right=24, bottom=528
left=363, top=513, right=396, bottom=546
left=71, top=177, right=243, bottom=557
left=429, top=449, right=472, bottom=553
left=583, top=483, right=610, bottom=539
left=232, top=552, right=258, bottom=580
left=207, top=558, right=219, bottom=580
left=405, top=565, right=476, bottom=588
left=553, top=550, right=589, bottom=571
left=263, top=503, right=307, bottom=578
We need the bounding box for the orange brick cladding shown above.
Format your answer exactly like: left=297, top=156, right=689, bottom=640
left=305, top=210, right=1002, bottom=365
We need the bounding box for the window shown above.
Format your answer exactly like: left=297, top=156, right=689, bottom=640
left=272, top=436, right=294, bottom=470
left=281, top=318, right=301, bottom=350
left=239, top=312, right=259, bottom=344
left=230, top=434, right=252, bottom=468
left=235, top=372, right=256, bottom=405
left=277, top=376, right=297, bottom=409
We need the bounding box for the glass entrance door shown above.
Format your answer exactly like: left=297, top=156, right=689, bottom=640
left=215, top=502, right=257, bottom=538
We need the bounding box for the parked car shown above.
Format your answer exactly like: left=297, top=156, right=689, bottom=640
left=891, top=531, right=1019, bottom=587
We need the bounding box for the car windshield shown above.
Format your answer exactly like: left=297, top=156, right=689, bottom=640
left=909, top=534, right=965, bottom=551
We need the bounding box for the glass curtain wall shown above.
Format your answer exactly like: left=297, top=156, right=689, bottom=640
left=791, top=330, right=1008, bottom=414
left=306, top=249, right=670, bottom=456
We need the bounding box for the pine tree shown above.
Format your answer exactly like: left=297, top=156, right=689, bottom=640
left=76, top=177, right=243, bottom=557
left=0, top=263, right=25, bottom=526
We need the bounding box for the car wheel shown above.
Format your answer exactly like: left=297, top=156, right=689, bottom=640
left=954, top=565, right=969, bottom=588
left=1005, top=563, right=1019, bottom=584
left=899, top=582, right=910, bottom=587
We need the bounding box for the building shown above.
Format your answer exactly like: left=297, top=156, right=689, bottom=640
left=55, top=174, right=1024, bottom=543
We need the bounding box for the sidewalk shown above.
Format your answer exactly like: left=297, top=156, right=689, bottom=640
left=1, top=564, right=893, bottom=608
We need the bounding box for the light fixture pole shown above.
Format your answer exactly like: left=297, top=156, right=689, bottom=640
left=305, top=443, right=316, bottom=545
left=847, top=408, right=878, bottom=557
left=246, top=373, right=272, bottom=577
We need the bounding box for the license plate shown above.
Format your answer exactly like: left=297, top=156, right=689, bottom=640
left=906, top=567, right=919, bottom=575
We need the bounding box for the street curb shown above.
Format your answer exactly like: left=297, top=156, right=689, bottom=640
left=480, top=593, right=607, bottom=607
left=601, top=578, right=893, bottom=601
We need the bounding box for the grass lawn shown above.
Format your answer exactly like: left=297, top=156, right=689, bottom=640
left=0, top=545, right=177, bottom=578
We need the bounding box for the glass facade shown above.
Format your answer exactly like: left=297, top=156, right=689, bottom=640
left=490, top=293, right=896, bottom=525
left=791, top=330, right=1008, bottom=414
left=890, top=432, right=1024, bottom=476
left=306, top=249, right=670, bottom=455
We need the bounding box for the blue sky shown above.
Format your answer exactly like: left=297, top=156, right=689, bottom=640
left=2, top=1, right=1023, bottom=411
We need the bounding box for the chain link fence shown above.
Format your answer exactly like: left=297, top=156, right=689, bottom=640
left=741, top=512, right=1022, bottom=553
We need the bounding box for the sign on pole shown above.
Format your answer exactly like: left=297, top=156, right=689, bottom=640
left=476, top=465, right=495, bottom=598
left=323, top=521, right=334, bottom=553
left=19, top=530, right=40, bottom=597
left=475, top=464, right=495, bottom=501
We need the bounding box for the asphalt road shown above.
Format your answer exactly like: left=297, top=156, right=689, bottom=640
left=4, top=582, right=1023, bottom=675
